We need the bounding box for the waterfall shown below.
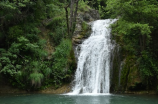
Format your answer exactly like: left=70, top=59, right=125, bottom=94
left=71, top=19, right=117, bottom=94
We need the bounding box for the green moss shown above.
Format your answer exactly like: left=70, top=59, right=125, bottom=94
left=80, top=22, right=91, bottom=38
left=77, top=35, right=84, bottom=39
left=82, top=22, right=88, bottom=30
left=110, top=47, right=126, bottom=92
left=121, top=55, right=133, bottom=90
left=120, top=55, right=142, bottom=91
left=111, top=53, right=120, bottom=91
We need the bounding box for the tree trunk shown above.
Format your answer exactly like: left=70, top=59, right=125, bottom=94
left=69, top=0, right=75, bottom=36
left=65, top=4, right=70, bottom=37
left=69, top=0, right=79, bottom=38
left=72, top=0, right=79, bottom=35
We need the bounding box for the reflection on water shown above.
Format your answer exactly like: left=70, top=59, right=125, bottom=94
left=70, top=95, right=110, bottom=104
left=0, top=94, right=158, bottom=104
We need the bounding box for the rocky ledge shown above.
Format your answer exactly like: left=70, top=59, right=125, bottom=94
left=72, top=9, right=100, bottom=61
left=72, top=9, right=100, bottom=45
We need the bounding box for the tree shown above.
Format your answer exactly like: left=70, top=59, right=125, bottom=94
left=106, top=0, right=158, bottom=89
left=69, top=0, right=79, bottom=37
left=0, top=0, right=78, bottom=90
left=106, top=0, right=158, bottom=53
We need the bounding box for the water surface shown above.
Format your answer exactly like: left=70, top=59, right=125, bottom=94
left=0, top=94, right=158, bottom=104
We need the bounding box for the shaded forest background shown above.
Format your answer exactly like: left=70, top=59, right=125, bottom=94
left=0, top=0, right=158, bottom=92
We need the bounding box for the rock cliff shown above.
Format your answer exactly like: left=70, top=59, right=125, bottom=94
left=72, top=8, right=100, bottom=61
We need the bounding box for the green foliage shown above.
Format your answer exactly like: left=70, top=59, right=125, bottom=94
left=111, top=19, right=151, bottom=54
left=0, top=0, right=75, bottom=91
left=8, top=26, right=23, bottom=41
left=28, top=61, right=44, bottom=86
left=138, top=51, right=158, bottom=78
left=52, top=39, right=72, bottom=87
left=106, top=0, right=158, bottom=55
left=0, top=49, right=18, bottom=76
left=120, top=55, right=138, bottom=90
left=106, top=0, right=158, bottom=89
left=48, top=23, right=66, bottom=46
left=0, top=34, right=49, bottom=88
left=78, top=0, right=91, bottom=12
left=82, top=21, right=88, bottom=31
left=30, top=73, right=44, bottom=86
left=83, top=0, right=109, bottom=18
left=80, top=21, right=91, bottom=38
left=45, top=5, right=67, bottom=46
left=0, top=2, right=50, bottom=88
left=136, top=51, right=158, bottom=90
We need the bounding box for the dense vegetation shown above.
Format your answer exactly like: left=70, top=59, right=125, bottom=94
left=106, top=0, right=158, bottom=90
left=79, top=0, right=158, bottom=91
left=0, top=0, right=77, bottom=90
left=1, top=0, right=158, bottom=92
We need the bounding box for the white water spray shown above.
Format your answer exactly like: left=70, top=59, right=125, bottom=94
left=71, top=19, right=117, bottom=94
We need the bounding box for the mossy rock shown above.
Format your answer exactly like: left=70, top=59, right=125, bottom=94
left=73, top=21, right=91, bottom=45
left=110, top=47, right=121, bottom=92
left=74, top=35, right=84, bottom=39
left=80, top=22, right=91, bottom=38
left=120, top=55, right=143, bottom=91
left=127, top=65, right=142, bottom=91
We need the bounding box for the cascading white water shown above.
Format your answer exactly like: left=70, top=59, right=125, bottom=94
left=71, top=19, right=117, bottom=94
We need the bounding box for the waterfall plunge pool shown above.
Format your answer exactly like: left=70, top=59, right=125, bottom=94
left=0, top=93, right=158, bottom=104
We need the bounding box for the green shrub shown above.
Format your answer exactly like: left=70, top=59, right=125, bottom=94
left=52, top=39, right=72, bottom=86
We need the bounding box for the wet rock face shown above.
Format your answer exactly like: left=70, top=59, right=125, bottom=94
left=110, top=52, right=145, bottom=93
left=73, top=9, right=100, bottom=45
left=88, top=9, right=100, bottom=21
left=72, top=9, right=100, bottom=62
left=77, top=9, right=100, bottom=23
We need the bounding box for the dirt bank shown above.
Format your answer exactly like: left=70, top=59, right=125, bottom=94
left=0, top=84, right=71, bottom=94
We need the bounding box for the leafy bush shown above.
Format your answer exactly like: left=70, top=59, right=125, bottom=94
left=107, top=0, right=158, bottom=90
left=78, top=0, right=90, bottom=12
left=52, top=39, right=72, bottom=86
left=0, top=0, right=76, bottom=90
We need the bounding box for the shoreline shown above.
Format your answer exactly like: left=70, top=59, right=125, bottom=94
left=0, top=84, right=157, bottom=95
left=0, top=84, right=71, bottom=94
